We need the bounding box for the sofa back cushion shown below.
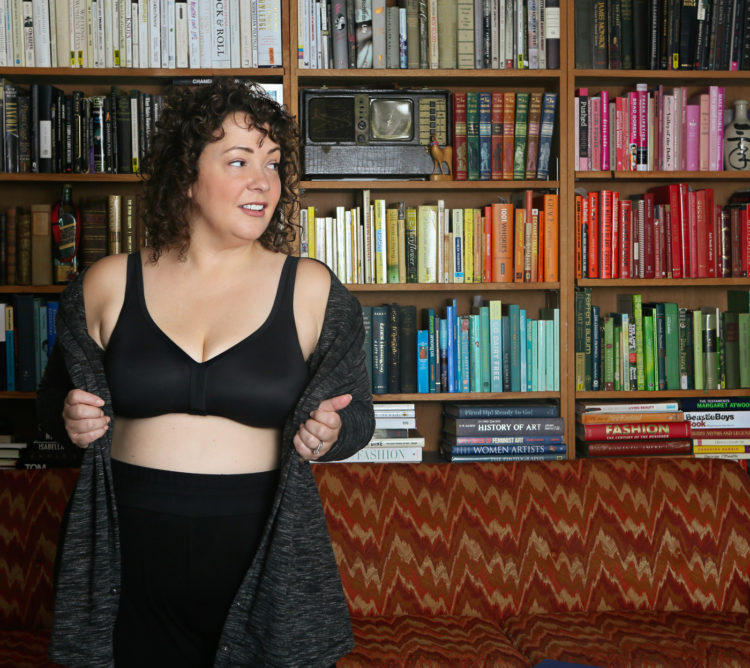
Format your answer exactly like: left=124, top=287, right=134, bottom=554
left=313, top=459, right=750, bottom=620
left=0, top=469, right=79, bottom=631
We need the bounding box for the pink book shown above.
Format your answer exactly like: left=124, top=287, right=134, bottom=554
left=591, top=96, right=601, bottom=171
left=601, top=90, right=610, bottom=171
left=679, top=86, right=687, bottom=170
left=663, top=91, right=676, bottom=171
left=636, top=83, right=649, bottom=171
left=708, top=86, right=722, bottom=171
left=685, top=104, right=700, bottom=171
left=611, top=191, right=619, bottom=278
left=717, top=86, right=725, bottom=170
left=698, top=94, right=710, bottom=171
left=615, top=96, right=625, bottom=171
left=628, top=91, right=638, bottom=171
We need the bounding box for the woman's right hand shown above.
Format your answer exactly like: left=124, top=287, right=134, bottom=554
left=63, top=389, right=110, bottom=448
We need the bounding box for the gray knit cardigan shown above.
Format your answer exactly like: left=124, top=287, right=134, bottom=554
left=37, top=262, right=375, bottom=667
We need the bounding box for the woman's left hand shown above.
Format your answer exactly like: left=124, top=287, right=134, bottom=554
left=294, top=393, right=352, bottom=461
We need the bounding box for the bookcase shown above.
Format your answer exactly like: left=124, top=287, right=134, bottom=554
left=1, top=1, right=748, bottom=456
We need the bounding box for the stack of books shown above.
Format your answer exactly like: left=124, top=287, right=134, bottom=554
left=686, top=397, right=750, bottom=462
left=439, top=401, right=565, bottom=463
left=319, top=403, right=424, bottom=463
left=575, top=401, right=692, bottom=458
left=0, top=437, right=26, bottom=469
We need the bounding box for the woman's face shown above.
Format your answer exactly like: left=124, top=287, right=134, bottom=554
left=188, top=112, right=282, bottom=247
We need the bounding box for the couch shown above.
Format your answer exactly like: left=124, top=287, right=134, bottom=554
left=3, top=459, right=750, bottom=667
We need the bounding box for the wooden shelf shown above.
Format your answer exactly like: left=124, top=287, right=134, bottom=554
left=301, top=179, right=561, bottom=191
left=374, top=392, right=560, bottom=402
left=575, top=170, right=750, bottom=180
left=349, top=282, right=560, bottom=292
left=578, top=278, right=750, bottom=287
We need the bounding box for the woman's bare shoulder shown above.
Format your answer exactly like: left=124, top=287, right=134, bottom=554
left=81, top=253, right=131, bottom=346
left=295, top=258, right=332, bottom=301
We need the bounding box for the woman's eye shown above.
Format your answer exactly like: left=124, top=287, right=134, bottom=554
left=229, top=159, right=245, bottom=167
left=268, top=162, right=279, bottom=171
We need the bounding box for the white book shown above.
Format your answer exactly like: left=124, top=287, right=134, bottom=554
left=84, top=0, right=93, bottom=66
left=102, top=0, right=113, bottom=66
left=112, top=0, right=123, bottom=66
left=148, top=0, right=159, bottom=66
left=314, top=0, right=322, bottom=68
left=211, top=0, right=230, bottom=66
left=47, top=0, right=58, bottom=66
left=374, top=416, right=417, bottom=429
left=426, top=0, right=437, bottom=68
left=576, top=401, right=680, bottom=414
left=159, top=0, right=168, bottom=66
left=92, top=0, right=104, bottom=66
left=490, top=0, right=499, bottom=68
left=124, top=0, right=133, bottom=67
left=228, top=0, right=239, bottom=66
left=166, top=0, right=175, bottom=67
left=238, top=0, right=252, bottom=66
left=472, top=0, right=481, bottom=67
left=371, top=0, right=385, bottom=68
left=197, top=0, right=211, bottom=66
left=255, top=0, right=281, bottom=66
left=31, top=0, right=50, bottom=66
left=187, top=0, right=200, bottom=66
left=373, top=403, right=416, bottom=412
left=0, top=0, right=7, bottom=66
left=11, top=0, right=23, bottom=65
left=685, top=412, right=750, bottom=429
left=537, top=0, right=546, bottom=68
left=320, top=0, right=330, bottom=68
left=336, top=206, right=346, bottom=283
left=297, top=0, right=309, bottom=68
left=21, top=0, right=33, bottom=66
left=504, top=0, right=513, bottom=67
left=526, top=0, right=539, bottom=69
left=314, top=216, right=325, bottom=264
left=324, top=216, right=334, bottom=272
left=175, top=0, right=188, bottom=67
left=314, top=446, right=423, bottom=463
left=515, top=0, right=525, bottom=67
left=130, top=0, right=138, bottom=67
left=250, top=0, right=258, bottom=64
left=307, top=0, right=317, bottom=68
left=497, top=0, right=506, bottom=69
left=137, top=0, right=148, bottom=67
left=130, top=92, right=140, bottom=172
left=299, top=209, right=309, bottom=258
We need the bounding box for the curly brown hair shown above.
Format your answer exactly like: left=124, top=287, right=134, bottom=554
left=140, top=78, right=299, bottom=259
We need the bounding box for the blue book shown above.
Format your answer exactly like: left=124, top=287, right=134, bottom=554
left=545, top=319, right=555, bottom=392
left=416, top=329, right=430, bottom=393
left=538, top=319, right=547, bottom=392
left=469, top=314, right=481, bottom=393
left=425, top=308, right=437, bottom=392
left=4, top=305, right=14, bottom=392
left=536, top=92, right=558, bottom=180
left=479, top=305, right=491, bottom=392
left=459, top=316, right=470, bottom=392
left=446, top=303, right=456, bottom=393
left=439, top=318, right=448, bottom=392
left=489, top=300, right=503, bottom=392
left=527, top=318, right=534, bottom=392
left=519, top=308, right=527, bottom=392
left=46, top=301, right=59, bottom=350
left=501, top=313, right=511, bottom=391
left=503, top=303, right=521, bottom=392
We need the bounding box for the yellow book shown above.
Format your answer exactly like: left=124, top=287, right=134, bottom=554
left=417, top=205, right=438, bottom=283
left=373, top=199, right=387, bottom=284
left=463, top=207, right=474, bottom=283
left=474, top=208, right=483, bottom=283
left=397, top=202, right=406, bottom=283
left=307, top=206, right=316, bottom=260
left=386, top=206, right=400, bottom=283
left=405, top=206, right=418, bottom=283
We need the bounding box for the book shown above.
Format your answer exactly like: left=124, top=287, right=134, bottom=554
left=316, top=445, right=423, bottom=463
left=443, top=416, right=565, bottom=436
left=680, top=397, right=750, bottom=411
left=576, top=421, right=691, bottom=440
left=684, top=411, right=750, bottom=429
left=578, top=439, right=693, bottom=456
left=443, top=402, right=559, bottom=418
left=576, top=411, right=685, bottom=424
left=442, top=442, right=566, bottom=456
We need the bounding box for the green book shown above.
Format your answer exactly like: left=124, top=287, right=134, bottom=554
left=468, top=314, right=482, bottom=392
left=479, top=305, right=491, bottom=393
left=512, top=92, right=530, bottom=180
left=643, top=310, right=655, bottom=391
left=405, top=207, right=418, bottom=283
left=739, top=313, right=750, bottom=388
left=727, top=289, right=750, bottom=313
left=633, top=294, right=645, bottom=390
left=703, top=310, right=719, bottom=390
left=724, top=311, right=741, bottom=389
left=603, top=314, right=614, bottom=391
left=583, top=288, right=593, bottom=390
left=692, top=309, right=704, bottom=391
left=678, top=306, right=692, bottom=390
left=663, top=302, right=680, bottom=390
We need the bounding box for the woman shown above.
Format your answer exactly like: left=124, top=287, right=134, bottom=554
left=37, top=78, right=375, bottom=667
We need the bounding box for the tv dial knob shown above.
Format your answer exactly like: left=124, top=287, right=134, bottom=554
left=357, top=120, right=367, bottom=130
left=357, top=134, right=367, bottom=142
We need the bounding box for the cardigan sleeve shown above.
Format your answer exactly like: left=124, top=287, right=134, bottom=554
left=306, top=273, right=375, bottom=463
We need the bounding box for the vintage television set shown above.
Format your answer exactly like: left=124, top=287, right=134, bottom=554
left=300, top=88, right=451, bottom=179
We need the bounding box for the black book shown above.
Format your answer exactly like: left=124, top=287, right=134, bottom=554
left=620, top=0, right=634, bottom=69
left=12, top=294, right=38, bottom=392
left=30, top=84, right=59, bottom=173
left=113, top=88, right=132, bottom=174
left=593, top=0, right=608, bottom=67
left=18, top=89, right=32, bottom=173
left=387, top=303, right=400, bottom=394
left=694, top=0, right=712, bottom=69
left=574, top=0, right=594, bottom=68
left=678, top=0, right=698, bottom=68
left=399, top=305, right=417, bottom=394
left=631, top=0, right=650, bottom=68
left=608, top=0, right=623, bottom=69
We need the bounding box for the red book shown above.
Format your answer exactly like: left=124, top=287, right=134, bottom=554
left=705, top=190, right=716, bottom=277
left=482, top=205, right=492, bottom=283
left=678, top=182, right=690, bottom=275
left=653, top=205, right=664, bottom=278
left=610, top=191, right=620, bottom=278
left=688, top=189, right=699, bottom=277
left=599, top=190, right=613, bottom=278
left=649, top=184, right=684, bottom=278
left=587, top=191, right=599, bottom=278
left=490, top=92, right=504, bottom=180
left=452, top=92, right=468, bottom=181
left=643, top=192, right=655, bottom=279
left=576, top=421, right=691, bottom=441
left=581, top=439, right=693, bottom=456
left=695, top=189, right=710, bottom=277
left=575, top=194, right=583, bottom=279
left=581, top=194, right=590, bottom=278
left=742, top=205, right=750, bottom=277
left=619, top=198, right=631, bottom=278
left=663, top=202, right=674, bottom=277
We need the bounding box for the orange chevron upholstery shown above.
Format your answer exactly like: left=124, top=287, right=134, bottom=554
left=313, top=459, right=750, bottom=666
left=0, top=469, right=78, bottom=668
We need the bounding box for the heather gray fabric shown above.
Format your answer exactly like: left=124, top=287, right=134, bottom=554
left=39, top=260, right=375, bottom=667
